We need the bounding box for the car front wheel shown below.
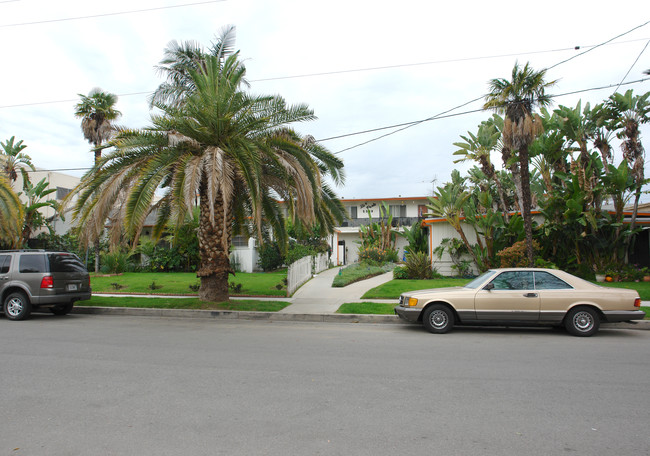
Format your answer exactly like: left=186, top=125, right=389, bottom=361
left=565, top=307, right=600, bottom=337
left=3, top=292, right=32, bottom=321
left=422, top=304, right=455, bottom=334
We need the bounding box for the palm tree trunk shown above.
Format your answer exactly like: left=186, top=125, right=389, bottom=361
left=196, top=183, right=232, bottom=302
left=519, top=146, right=535, bottom=266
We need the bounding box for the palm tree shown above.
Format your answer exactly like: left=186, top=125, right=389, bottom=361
left=0, top=175, right=23, bottom=248
left=0, top=136, right=35, bottom=183
left=71, top=49, right=344, bottom=302
left=605, top=89, right=650, bottom=235
left=18, top=177, right=59, bottom=247
left=74, top=88, right=122, bottom=163
left=74, top=88, right=121, bottom=272
left=484, top=62, right=556, bottom=266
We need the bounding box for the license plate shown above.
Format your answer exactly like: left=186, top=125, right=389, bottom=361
left=66, top=284, right=78, bottom=291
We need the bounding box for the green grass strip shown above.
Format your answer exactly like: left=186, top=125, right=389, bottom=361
left=336, top=302, right=396, bottom=315
left=82, top=296, right=290, bottom=312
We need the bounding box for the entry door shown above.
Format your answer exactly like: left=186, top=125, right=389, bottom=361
left=474, top=271, right=540, bottom=321
left=337, top=240, right=346, bottom=265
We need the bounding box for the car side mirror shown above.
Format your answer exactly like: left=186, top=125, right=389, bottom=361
left=484, top=283, right=494, bottom=291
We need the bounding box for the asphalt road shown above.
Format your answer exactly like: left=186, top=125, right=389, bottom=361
left=1, top=314, right=649, bottom=456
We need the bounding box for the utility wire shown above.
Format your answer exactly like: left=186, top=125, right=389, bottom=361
left=1, top=38, right=649, bottom=109
left=0, top=0, right=226, bottom=28
left=614, top=39, right=650, bottom=93
left=330, top=19, right=650, bottom=155
left=21, top=76, right=650, bottom=174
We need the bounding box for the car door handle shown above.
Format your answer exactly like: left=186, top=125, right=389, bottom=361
left=523, top=293, right=538, bottom=298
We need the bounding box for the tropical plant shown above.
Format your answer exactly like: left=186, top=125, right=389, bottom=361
left=605, top=89, right=650, bottom=236
left=0, top=136, right=34, bottom=183
left=18, top=177, right=60, bottom=246
left=484, top=61, right=557, bottom=266
left=399, top=221, right=428, bottom=255
left=74, top=88, right=122, bottom=163
left=403, top=251, right=434, bottom=279
left=358, top=202, right=397, bottom=251
left=70, top=32, right=345, bottom=302
left=0, top=175, right=23, bottom=247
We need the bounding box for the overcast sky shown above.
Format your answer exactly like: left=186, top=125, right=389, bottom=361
left=1, top=0, right=649, bottom=201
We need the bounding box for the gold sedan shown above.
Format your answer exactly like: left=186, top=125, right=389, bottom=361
left=395, top=268, right=645, bottom=337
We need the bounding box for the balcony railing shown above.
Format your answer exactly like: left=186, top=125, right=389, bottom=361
left=339, top=216, right=423, bottom=228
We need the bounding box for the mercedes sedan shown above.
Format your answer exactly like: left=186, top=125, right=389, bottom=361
left=395, top=268, right=645, bottom=336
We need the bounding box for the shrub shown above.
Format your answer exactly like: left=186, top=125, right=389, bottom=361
left=358, top=245, right=399, bottom=266
left=100, top=250, right=130, bottom=274
left=497, top=240, right=541, bottom=268
left=257, top=242, right=284, bottom=271
left=393, top=266, right=409, bottom=279
left=285, top=243, right=316, bottom=265
left=404, top=252, right=434, bottom=279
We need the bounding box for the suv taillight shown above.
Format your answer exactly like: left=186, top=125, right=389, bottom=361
left=40, top=276, right=54, bottom=289
left=634, top=298, right=641, bottom=308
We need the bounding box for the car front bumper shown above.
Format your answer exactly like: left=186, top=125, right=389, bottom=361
left=394, top=305, right=422, bottom=323
left=602, top=310, right=646, bottom=323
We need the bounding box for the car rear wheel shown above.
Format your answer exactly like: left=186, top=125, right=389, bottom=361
left=3, top=292, right=32, bottom=321
left=565, top=307, right=600, bottom=337
left=422, top=304, right=454, bottom=334
left=50, top=303, right=74, bottom=316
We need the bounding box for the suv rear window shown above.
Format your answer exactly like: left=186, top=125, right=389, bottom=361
left=47, top=253, right=87, bottom=273
left=19, top=255, right=47, bottom=273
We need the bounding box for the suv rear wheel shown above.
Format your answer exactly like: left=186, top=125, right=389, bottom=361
left=4, top=291, right=32, bottom=321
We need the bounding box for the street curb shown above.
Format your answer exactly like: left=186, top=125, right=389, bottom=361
left=73, top=306, right=403, bottom=324
left=72, top=306, right=650, bottom=329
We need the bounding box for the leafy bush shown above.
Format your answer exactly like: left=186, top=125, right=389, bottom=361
left=393, top=266, right=409, bottom=279
left=496, top=240, right=541, bottom=268
left=404, top=252, right=434, bottom=279
left=285, top=243, right=316, bottom=265
left=100, top=250, right=130, bottom=274
left=257, top=242, right=284, bottom=271
left=358, top=245, right=399, bottom=265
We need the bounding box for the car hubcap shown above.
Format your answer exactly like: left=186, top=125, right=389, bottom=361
left=7, top=298, right=23, bottom=317
left=430, top=310, right=448, bottom=328
left=573, top=311, right=594, bottom=332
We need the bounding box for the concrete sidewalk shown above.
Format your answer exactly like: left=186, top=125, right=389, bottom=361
left=279, top=267, right=396, bottom=314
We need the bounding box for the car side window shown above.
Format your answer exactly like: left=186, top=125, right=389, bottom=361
left=489, top=271, right=534, bottom=290
left=19, top=255, right=47, bottom=273
left=534, top=271, right=572, bottom=290
left=0, top=255, right=10, bottom=274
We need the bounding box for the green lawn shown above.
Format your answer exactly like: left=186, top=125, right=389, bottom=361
left=336, top=302, right=396, bottom=314
left=83, top=296, right=290, bottom=312
left=90, top=271, right=288, bottom=296
left=361, top=278, right=470, bottom=299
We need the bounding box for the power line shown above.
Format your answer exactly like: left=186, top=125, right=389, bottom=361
left=1, top=38, right=649, bottom=109
left=0, top=0, right=226, bottom=28
left=614, top=39, right=650, bottom=93
left=328, top=77, right=650, bottom=154
left=21, top=76, right=650, bottom=175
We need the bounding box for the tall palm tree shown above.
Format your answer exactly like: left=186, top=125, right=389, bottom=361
left=484, top=62, right=556, bottom=266
left=0, top=136, right=35, bottom=183
left=0, top=175, right=23, bottom=248
left=74, top=88, right=122, bottom=163
left=71, top=51, right=345, bottom=302
left=605, top=89, right=650, bottom=235
left=74, top=88, right=121, bottom=272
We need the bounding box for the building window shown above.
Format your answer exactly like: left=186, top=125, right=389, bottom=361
left=56, top=187, right=71, bottom=200
left=232, top=235, right=249, bottom=247
left=418, top=205, right=428, bottom=217
left=349, top=206, right=357, bottom=219
left=389, top=205, right=406, bottom=218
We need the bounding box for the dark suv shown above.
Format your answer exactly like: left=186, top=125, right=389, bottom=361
left=0, top=250, right=91, bottom=320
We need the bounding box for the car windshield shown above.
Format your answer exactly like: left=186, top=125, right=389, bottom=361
left=463, top=270, right=497, bottom=289
left=48, top=253, right=87, bottom=273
